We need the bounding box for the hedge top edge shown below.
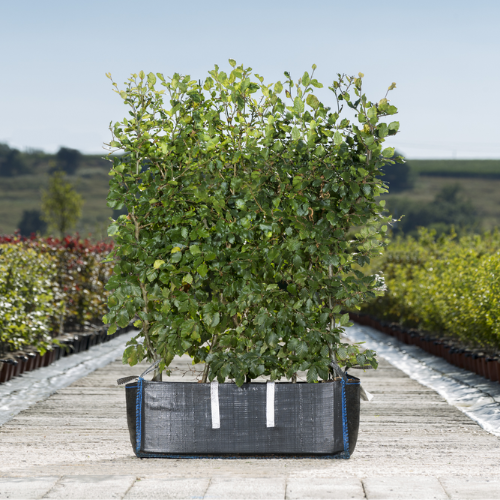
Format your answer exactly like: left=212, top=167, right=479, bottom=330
left=103, top=61, right=401, bottom=385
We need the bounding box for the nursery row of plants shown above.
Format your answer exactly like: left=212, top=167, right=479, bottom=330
left=358, top=228, right=500, bottom=352
left=350, top=313, right=500, bottom=383
left=0, top=325, right=132, bottom=384
left=0, top=233, right=113, bottom=357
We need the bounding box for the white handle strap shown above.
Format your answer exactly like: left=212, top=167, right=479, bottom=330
left=210, top=381, right=276, bottom=429
left=210, top=381, right=220, bottom=429
left=266, top=381, right=275, bottom=428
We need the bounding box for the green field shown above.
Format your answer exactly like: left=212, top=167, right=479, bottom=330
left=0, top=154, right=112, bottom=237
left=407, top=159, right=500, bottom=178
left=1, top=156, right=500, bottom=236
left=382, top=175, right=500, bottom=231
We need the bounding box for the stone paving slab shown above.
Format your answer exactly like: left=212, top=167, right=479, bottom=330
left=285, top=477, right=365, bottom=499
left=0, top=476, right=59, bottom=499
left=2, top=475, right=500, bottom=499
left=44, top=475, right=136, bottom=499
left=1, top=346, right=500, bottom=498
left=205, top=477, right=286, bottom=499
left=124, top=477, right=210, bottom=499
left=439, top=476, right=500, bottom=499
left=362, top=476, right=448, bottom=499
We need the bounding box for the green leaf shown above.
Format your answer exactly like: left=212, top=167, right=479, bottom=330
left=367, top=107, right=378, bottom=121
left=190, top=245, right=201, bottom=255
left=147, top=72, right=156, bottom=85
left=291, top=127, right=301, bottom=141
left=293, top=97, right=304, bottom=114
left=197, top=263, right=208, bottom=277
left=306, top=366, right=318, bottom=383
left=378, top=123, right=388, bottom=138
left=382, top=147, right=395, bottom=158
left=146, top=268, right=158, bottom=282
left=302, top=72, right=310, bottom=86
left=388, top=121, right=400, bottom=132
left=274, top=81, right=283, bottom=94
left=117, top=309, right=129, bottom=328
left=154, top=260, right=164, bottom=269
left=296, top=341, right=308, bottom=358
left=211, top=312, right=220, bottom=327
left=252, top=364, right=265, bottom=377
left=267, top=332, right=279, bottom=347
left=334, top=131, right=342, bottom=145
left=340, top=313, right=350, bottom=326
left=306, top=94, right=320, bottom=110
left=183, top=273, right=193, bottom=284
left=107, top=224, right=119, bottom=236
left=337, top=346, right=348, bottom=359
left=228, top=58, right=236, bottom=68
left=171, top=252, right=182, bottom=263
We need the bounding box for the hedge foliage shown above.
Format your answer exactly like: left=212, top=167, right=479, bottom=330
left=104, top=62, right=401, bottom=384
left=360, top=229, right=500, bottom=350
left=0, top=234, right=113, bottom=354
left=0, top=243, right=59, bottom=352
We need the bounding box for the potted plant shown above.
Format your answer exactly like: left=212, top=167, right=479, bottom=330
left=104, top=61, right=400, bottom=458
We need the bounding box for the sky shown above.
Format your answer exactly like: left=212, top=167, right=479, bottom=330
left=1, top=0, right=499, bottom=159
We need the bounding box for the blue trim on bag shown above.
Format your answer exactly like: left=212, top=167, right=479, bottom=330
left=339, top=378, right=350, bottom=459
left=134, top=452, right=351, bottom=459
left=136, top=377, right=143, bottom=455
left=126, top=386, right=138, bottom=389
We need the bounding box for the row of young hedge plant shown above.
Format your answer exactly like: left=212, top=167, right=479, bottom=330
left=359, top=229, right=500, bottom=351
left=0, top=234, right=113, bottom=355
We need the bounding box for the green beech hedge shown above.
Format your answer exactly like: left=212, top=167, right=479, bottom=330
left=0, top=235, right=113, bottom=355
left=103, top=63, right=401, bottom=383
left=360, top=229, right=500, bottom=350
left=0, top=243, right=59, bottom=353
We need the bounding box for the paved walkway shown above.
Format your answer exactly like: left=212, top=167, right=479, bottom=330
left=1, top=342, right=500, bottom=498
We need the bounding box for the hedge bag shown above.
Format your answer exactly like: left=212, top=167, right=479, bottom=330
left=119, top=362, right=360, bottom=459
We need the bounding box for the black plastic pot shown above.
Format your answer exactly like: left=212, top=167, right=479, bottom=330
left=0, top=361, right=10, bottom=383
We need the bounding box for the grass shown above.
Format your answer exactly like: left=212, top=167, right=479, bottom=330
left=0, top=156, right=112, bottom=238
left=407, top=160, right=500, bottom=178
left=382, top=176, right=500, bottom=231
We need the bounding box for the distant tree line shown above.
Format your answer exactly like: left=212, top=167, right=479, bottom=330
left=381, top=151, right=414, bottom=193
left=379, top=152, right=480, bottom=235
left=388, top=184, right=479, bottom=236
left=0, top=143, right=29, bottom=176
left=0, top=144, right=82, bottom=177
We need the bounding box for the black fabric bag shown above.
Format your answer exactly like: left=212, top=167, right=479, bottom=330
left=123, top=368, right=360, bottom=459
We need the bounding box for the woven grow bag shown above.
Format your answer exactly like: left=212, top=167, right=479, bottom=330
left=123, top=372, right=360, bottom=459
